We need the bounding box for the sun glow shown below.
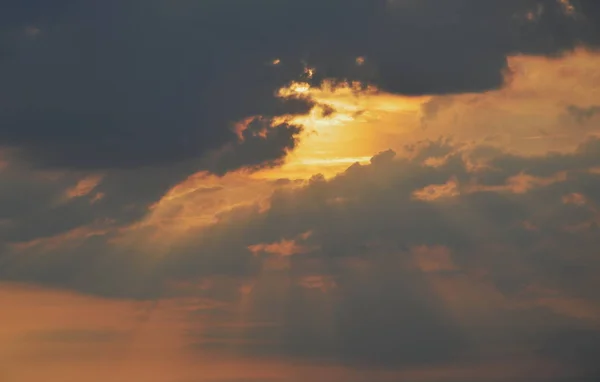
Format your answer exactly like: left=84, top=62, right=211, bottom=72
left=112, top=80, right=430, bottom=247
left=263, top=80, right=430, bottom=179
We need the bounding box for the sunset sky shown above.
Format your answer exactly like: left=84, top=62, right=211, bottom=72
left=1, top=1, right=600, bottom=381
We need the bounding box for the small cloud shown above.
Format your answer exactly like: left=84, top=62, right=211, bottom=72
left=298, top=275, right=337, bottom=292
left=566, top=104, right=600, bottom=124
left=24, top=25, right=41, bottom=38
left=558, top=0, right=576, bottom=17
left=248, top=232, right=316, bottom=258
left=412, top=245, right=458, bottom=273
left=412, top=177, right=460, bottom=201
left=562, top=192, right=587, bottom=206
left=64, top=174, right=103, bottom=199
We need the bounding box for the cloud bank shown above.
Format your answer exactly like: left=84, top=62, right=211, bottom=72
left=0, top=0, right=599, bottom=171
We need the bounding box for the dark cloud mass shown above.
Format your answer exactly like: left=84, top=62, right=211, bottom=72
left=3, top=137, right=600, bottom=374
left=567, top=104, right=600, bottom=123
left=168, top=138, right=600, bottom=372
left=0, top=0, right=599, bottom=170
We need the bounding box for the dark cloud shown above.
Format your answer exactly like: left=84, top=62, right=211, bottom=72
left=227, top=257, right=468, bottom=368
left=0, top=0, right=599, bottom=171
left=539, top=327, right=600, bottom=380
left=204, top=118, right=304, bottom=176
left=0, top=162, right=172, bottom=243
left=2, top=135, right=600, bottom=373
left=0, top=0, right=597, bottom=261
left=0, top=116, right=305, bottom=249
left=169, top=138, right=600, bottom=369
left=0, top=0, right=312, bottom=171
left=4, top=137, right=600, bottom=296
left=472, top=136, right=600, bottom=184
left=566, top=104, right=600, bottom=124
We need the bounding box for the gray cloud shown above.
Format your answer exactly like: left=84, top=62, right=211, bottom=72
left=0, top=0, right=599, bottom=171
left=2, top=136, right=600, bottom=374
left=539, top=327, right=600, bottom=380
left=0, top=0, right=597, bottom=255
left=567, top=104, right=600, bottom=124
left=4, top=137, right=600, bottom=295
left=167, top=138, right=600, bottom=369
left=228, top=258, right=468, bottom=368
left=204, top=118, right=304, bottom=176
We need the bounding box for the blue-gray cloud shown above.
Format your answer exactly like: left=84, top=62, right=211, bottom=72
left=0, top=0, right=599, bottom=171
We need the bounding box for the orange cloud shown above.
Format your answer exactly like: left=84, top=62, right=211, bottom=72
left=298, top=275, right=337, bottom=292
left=521, top=284, right=600, bottom=323
left=412, top=245, right=458, bottom=273
left=562, top=192, right=588, bottom=206
left=64, top=174, right=103, bottom=200
left=412, top=177, right=460, bottom=201
left=10, top=222, right=112, bottom=252
left=248, top=231, right=316, bottom=257
left=114, top=172, right=290, bottom=252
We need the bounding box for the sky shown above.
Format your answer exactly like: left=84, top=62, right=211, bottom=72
left=1, top=0, right=600, bottom=381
